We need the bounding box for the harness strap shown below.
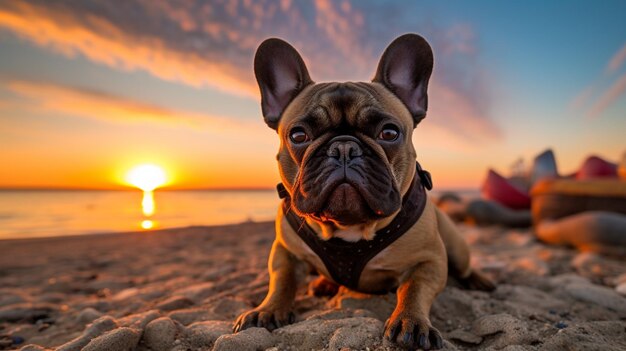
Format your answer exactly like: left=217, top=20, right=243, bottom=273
left=278, top=162, right=430, bottom=289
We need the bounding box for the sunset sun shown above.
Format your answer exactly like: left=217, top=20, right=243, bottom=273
left=125, top=164, right=167, bottom=191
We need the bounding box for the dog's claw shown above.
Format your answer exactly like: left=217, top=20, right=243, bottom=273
left=384, top=315, right=443, bottom=350
left=233, top=309, right=295, bottom=333
left=384, top=318, right=400, bottom=341
left=403, top=331, right=413, bottom=345
left=429, top=328, right=443, bottom=349
left=418, top=333, right=430, bottom=350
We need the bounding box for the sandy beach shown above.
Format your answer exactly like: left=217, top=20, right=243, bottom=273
left=1, top=1, right=625, bottom=350
left=0, top=221, right=624, bottom=351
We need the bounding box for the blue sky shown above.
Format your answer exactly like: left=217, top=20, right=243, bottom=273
left=0, top=0, right=624, bottom=189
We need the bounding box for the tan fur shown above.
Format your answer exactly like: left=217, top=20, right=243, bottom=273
left=277, top=82, right=418, bottom=240
left=435, top=205, right=472, bottom=278
left=235, top=76, right=492, bottom=351
left=277, top=198, right=459, bottom=293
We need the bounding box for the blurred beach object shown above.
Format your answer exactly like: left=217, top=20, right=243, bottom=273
left=531, top=179, right=626, bottom=223
left=574, top=156, right=618, bottom=180
left=535, top=212, right=626, bottom=257
left=447, top=149, right=626, bottom=257
left=481, top=169, right=532, bottom=209
left=529, top=149, right=559, bottom=185
left=437, top=194, right=531, bottom=227
left=620, top=152, right=626, bottom=180
left=521, top=151, right=626, bottom=255
left=480, top=148, right=558, bottom=210
left=480, top=150, right=622, bottom=211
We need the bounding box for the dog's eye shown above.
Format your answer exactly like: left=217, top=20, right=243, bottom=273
left=289, top=128, right=310, bottom=144
left=378, top=125, right=399, bottom=141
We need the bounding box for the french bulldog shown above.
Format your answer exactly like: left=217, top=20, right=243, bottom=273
left=234, top=33, right=495, bottom=350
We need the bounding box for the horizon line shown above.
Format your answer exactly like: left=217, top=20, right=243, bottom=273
left=0, top=185, right=481, bottom=192
left=0, top=186, right=276, bottom=192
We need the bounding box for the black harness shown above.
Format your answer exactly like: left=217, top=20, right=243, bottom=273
left=277, top=163, right=433, bottom=289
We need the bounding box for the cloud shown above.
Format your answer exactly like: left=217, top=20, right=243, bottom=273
left=0, top=1, right=257, bottom=96
left=312, top=0, right=371, bottom=72
left=0, top=0, right=500, bottom=144
left=428, top=79, right=500, bottom=141
left=587, top=73, right=626, bottom=118
left=606, top=43, right=626, bottom=74
left=569, top=86, right=593, bottom=110
left=571, top=43, right=626, bottom=118
left=2, top=79, right=253, bottom=132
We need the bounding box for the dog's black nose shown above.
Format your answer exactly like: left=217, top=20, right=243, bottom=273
left=327, top=135, right=363, bottom=163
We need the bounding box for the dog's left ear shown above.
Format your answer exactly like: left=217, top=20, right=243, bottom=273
left=373, top=34, right=434, bottom=126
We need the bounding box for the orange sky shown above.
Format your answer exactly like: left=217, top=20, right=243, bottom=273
left=0, top=1, right=624, bottom=190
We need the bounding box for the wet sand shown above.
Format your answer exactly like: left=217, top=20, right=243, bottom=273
left=1, top=221, right=625, bottom=350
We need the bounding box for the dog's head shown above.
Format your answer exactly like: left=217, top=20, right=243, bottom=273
left=255, top=34, right=433, bottom=239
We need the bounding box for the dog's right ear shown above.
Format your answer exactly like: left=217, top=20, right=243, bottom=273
left=254, top=38, right=313, bottom=130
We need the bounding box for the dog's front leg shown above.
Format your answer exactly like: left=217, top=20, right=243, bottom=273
left=233, top=240, right=304, bottom=332
left=384, top=259, right=447, bottom=350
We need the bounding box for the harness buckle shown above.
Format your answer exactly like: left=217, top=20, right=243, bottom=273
left=416, top=163, right=433, bottom=190
left=276, top=183, right=289, bottom=199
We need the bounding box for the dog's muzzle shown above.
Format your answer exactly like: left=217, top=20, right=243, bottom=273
left=326, top=135, right=363, bottom=166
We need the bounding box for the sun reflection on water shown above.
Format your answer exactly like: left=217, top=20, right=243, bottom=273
left=142, top=191, right=155, bottom=216
left=140, top=191, right=156, bottom=230
left=124, top=164, right=167, bottom=231
left=141, top=219, right=154, bottom=229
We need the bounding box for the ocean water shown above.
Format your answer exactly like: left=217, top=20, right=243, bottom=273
left=0, top=188, right=478, bottom=240
left=0, top=190, right=279, bottom=239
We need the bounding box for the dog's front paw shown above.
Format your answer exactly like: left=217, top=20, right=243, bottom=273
left=459, top=269, right=496, bottom=292
left=233, top=308, right=295, bottom=333
left=308, top=276, right=340, bottom=297
left=384, top=314, right=443, bottom=350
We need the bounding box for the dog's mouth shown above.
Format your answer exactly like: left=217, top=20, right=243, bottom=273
left=308, top=182, right=373, bottom=226
left=291, top=136, right=401, bottom=226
